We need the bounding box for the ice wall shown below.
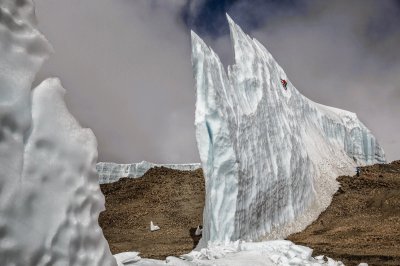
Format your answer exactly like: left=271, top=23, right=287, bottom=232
left=0, top=1, right=116, bottom=265
left=97, top=161, right=201, bottom=183
left=191, top=15, right=386, bottom=245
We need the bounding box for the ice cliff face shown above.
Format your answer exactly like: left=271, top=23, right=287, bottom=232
left=191, top=15, right=385, bottom=245
left=0, top=1, right=116, bottom=265
left=97, top=161, right=201, bottom=184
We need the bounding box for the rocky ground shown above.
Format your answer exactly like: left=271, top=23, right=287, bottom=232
left=99, top=167, right=204, bottom=259
left=99, top=161, right=400, bottom=265
left=288, top=160, right=400, bottom=266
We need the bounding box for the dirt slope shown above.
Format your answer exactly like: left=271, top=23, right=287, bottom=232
left=99, top=167, right=205, bottom=259
left=99, top=161, right=400, bottom=264
left=288, top=160, right=400, bottom=266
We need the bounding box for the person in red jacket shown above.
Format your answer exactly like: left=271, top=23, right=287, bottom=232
left=280, top=79, right=288, bottom=90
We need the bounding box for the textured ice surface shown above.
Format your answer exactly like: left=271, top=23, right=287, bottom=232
left=97, top=161, right=201, bottom=183
left=191, top=15, right=386, bottom=244
left=116, top=240, right=344, bottom=265
left=0, top=1, right=116, bottom=265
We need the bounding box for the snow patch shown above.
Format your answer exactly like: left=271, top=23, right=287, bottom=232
left=150, top=221, right=160, bottom=232
left=116, top=240, right=344, bottom=265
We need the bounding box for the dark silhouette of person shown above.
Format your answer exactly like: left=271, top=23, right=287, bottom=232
left=356, top=167, right=361, bottom=177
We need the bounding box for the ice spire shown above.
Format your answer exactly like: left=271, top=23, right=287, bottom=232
left=191, top=14, right=385, bottom=245
left=0, top=1, right=117, bottom=265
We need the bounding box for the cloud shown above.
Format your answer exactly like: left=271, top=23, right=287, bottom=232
left=34, top=0, right=198, bottom=163
left=34, top=0, right=400, bottom=162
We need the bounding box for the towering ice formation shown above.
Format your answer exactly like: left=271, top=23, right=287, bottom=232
left=0, top=1, right=116, bottom=265
left=191, top=15, right=385, bottom=245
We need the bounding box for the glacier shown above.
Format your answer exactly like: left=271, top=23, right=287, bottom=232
left=0, top=0, right=384, bottom=264
left=97, top=161, right=201, bottom=184
left=0, top=1, right=116, bottom=265
left=191, top=15, right=385, bottom=245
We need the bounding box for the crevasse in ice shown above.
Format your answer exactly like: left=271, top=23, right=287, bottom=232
left=191, top=15, right=385, bottom=245
left=0, top=1, right=116, bottom=265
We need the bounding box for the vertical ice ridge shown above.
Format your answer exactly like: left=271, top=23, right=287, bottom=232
left=0, top=0, right=37, bottom=26
left=227, top=16, right=317, bottom=241
left=227, top=14, right=264, bottom=115
left=0, top=1, right=117, bottom=265
left=19, top=78, right=116, bottom=265
left=192, top=16, right=386, bottom=245
left=0, top=2, right=51, bottom=135
left=192, top=31, right=239, bottom=243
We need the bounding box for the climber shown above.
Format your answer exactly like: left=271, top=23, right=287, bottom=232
left=356, top=167, right=361, bottom=177
left=280, top=79, right=288, bottom=90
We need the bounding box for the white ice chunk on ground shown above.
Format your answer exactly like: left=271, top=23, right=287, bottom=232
left=150, top=221, right=160, bottom=232
left=191, top=14, right=386, bottom=245
left=114, top=252, right=141, bottom=265
left=0, top=1, right=116, bottom=265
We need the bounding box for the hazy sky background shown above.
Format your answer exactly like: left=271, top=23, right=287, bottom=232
left=34, top=0, right=400, bottom=163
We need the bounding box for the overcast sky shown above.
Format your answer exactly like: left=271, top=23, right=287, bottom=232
left=34, top=0, right=400, bottom=163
